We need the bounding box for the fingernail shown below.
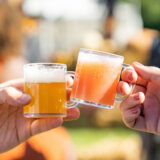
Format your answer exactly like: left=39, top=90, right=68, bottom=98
left=128, top=73, right=133, bottom=81
left=120, top=86, right=124, bottom=95
left=18, top=93, right=31, bottom=105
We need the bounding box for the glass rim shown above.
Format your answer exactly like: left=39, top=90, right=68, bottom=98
left=24, top=63, right=67, bottom=69
left=80, top=48, right=124, bottom=59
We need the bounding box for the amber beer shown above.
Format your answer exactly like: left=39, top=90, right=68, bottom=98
left=71, top=49, right=124, bottom=108
left=23, top=63, right=67, bottom=118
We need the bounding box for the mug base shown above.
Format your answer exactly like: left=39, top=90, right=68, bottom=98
left=71, top=97, right=114, bottom=109
left=24, top=113, right=66, bottom=118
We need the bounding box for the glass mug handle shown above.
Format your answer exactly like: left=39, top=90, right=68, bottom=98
left=66, top=71, right=78, bottom=108
left=116, top=64, right=135, bottom=102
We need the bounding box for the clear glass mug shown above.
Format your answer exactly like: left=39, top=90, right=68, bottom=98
left=23, top=63, right=77, bottom=118
left=71, top=48, right=134, bottom=109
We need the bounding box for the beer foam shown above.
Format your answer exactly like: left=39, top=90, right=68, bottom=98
left=78, top=51, right=124, bottom=65
left=24, top=69, right=66, bottom=83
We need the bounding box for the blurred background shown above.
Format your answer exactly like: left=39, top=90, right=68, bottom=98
left=0, top=0, right=160, bottom=160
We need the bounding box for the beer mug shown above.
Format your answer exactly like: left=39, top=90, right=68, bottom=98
left=23, top=63, right=77, bottom=118
left=71, top=48, right=134, bottom=109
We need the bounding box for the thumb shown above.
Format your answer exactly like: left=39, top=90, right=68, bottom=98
left=133, top=62, right=160, bottom=87
left=0, top=86, right=31, bottom=106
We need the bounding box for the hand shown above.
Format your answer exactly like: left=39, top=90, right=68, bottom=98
left=0, top=79, right=80, bottom=153
left=117, top=62, right=160, bottom=135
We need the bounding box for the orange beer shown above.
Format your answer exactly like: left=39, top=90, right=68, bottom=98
left=23, top=63, right=67, bottom=118
left=71, top=49, right=124, bottom=108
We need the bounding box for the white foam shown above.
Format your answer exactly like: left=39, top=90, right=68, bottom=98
left=24, top=68, right=66, bottom=83
left=78, top=51, right=124, bottom=65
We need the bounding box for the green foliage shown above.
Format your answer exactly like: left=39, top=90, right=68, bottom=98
left=68, top=128, right=138, bottom=147
left=120, top=0, right=160, bottom=31
left=141, top=0, right=160, bottom=31
left=119, top=0, right=138, bottom=3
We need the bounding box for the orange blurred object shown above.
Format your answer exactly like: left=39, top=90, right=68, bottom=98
left=0, top=127, right=75, bottom=160
left=22, top=17, right=38, bottom=34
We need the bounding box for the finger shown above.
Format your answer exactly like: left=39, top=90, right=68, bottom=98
left=117, top=81, right=146, bottom=96
left=66, top=75, right=73, bottom=87
left=0, top=79, right=24, bottom=91
left=132, top=85, right=146, bottom=94
left=122, top=105, right=141, bottom=128
left=123, top=105, right=146, bottom=131
left=63, top=108, right=80, bottom=121
left=121, top=68, right=138, bottom=83
left=67, top=88, right=72, bottom=101
left=121, top=65, right=147, bottom=87
left=136, top=76, right=148, bottom=87
left=117, top=81, right=132, bottom=96
left=133, top=62, right=160, bottom=87
left=31, top=117, right=63, bottom=136
left=0, top=87, right=31, bottom=106
left=133, top=116, right=146, bottom=131
left=120, top=92, right=145, bottom=112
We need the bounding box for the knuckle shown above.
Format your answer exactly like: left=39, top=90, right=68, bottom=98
left=1, top=87, right=9, bottom=96
left=3, top=87, right=14, bottom=97
left=0, top=87, right=11, bottom=104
